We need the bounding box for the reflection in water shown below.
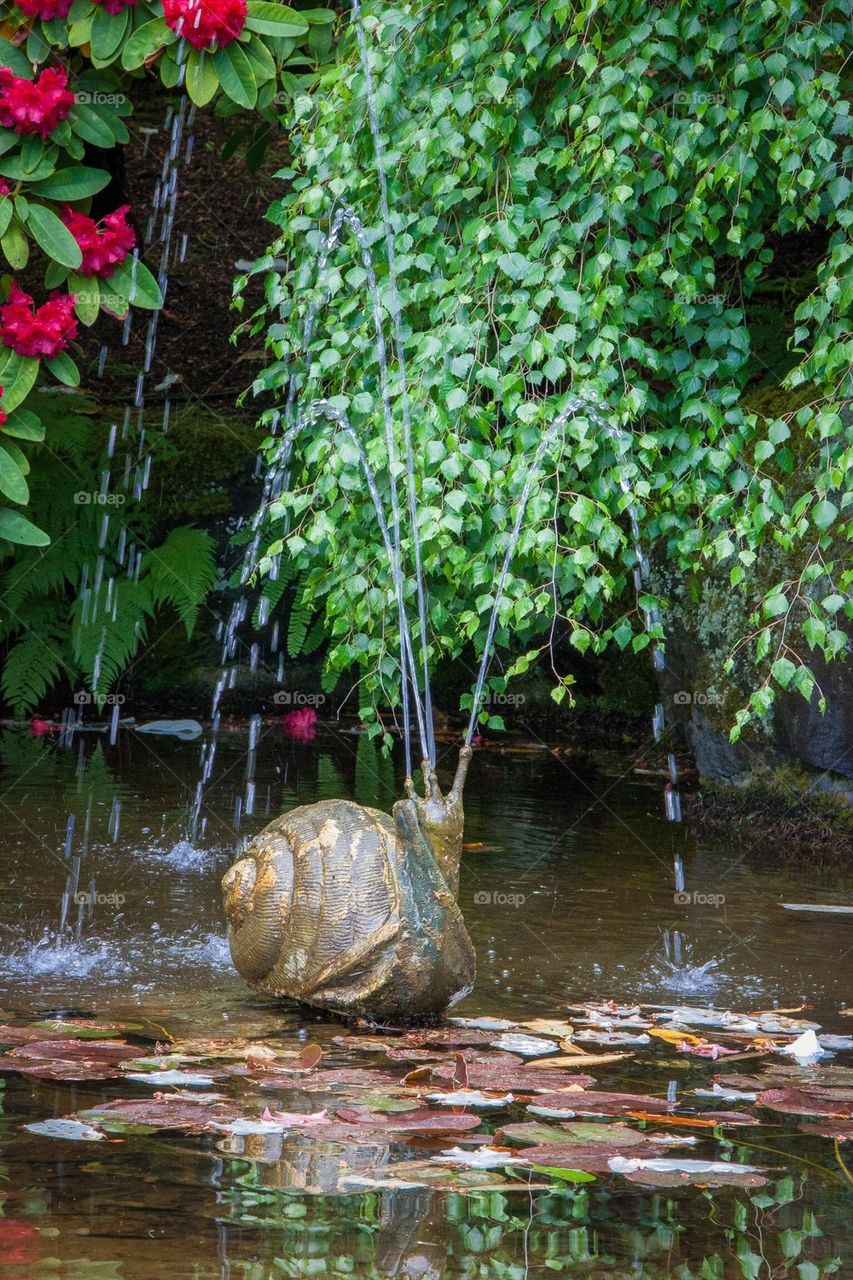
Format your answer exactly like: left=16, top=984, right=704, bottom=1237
left=0, top=725, right=852, bottom=1277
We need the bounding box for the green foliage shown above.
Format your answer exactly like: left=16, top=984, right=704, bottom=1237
left=241, top=0, right=853, bottom=737
left=0, top=392, right=217, bottom=713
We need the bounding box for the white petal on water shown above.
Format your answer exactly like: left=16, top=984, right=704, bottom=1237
left=426, top=1090, right=515, bottom=1108
left=489, top=1033, right=559, bottom=1057
left=25, top=1119, right=105, bottom=1141
left=432, top=1146, right=530, bottom=1168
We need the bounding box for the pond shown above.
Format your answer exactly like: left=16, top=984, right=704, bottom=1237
left=0, top=722, right=850, bottom=1278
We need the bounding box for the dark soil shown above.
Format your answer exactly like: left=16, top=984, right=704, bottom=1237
left=76, top=78, right=287, bottom=408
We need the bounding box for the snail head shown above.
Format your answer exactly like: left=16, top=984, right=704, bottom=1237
left=395, top=745, right=472, bottom=897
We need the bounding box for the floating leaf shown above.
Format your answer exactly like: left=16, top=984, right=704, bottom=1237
left=24, top=1118, right=105, bottom=1141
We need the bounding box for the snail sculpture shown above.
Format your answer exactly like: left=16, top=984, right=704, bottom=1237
left=222, top=746, right=475, bottom=1022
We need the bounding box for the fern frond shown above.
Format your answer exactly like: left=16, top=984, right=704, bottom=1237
left=72, top=578, right=153, bottom=694
left=251, top=557, right=298, bottom=629
left=146, top=527, right=218, bottom=636
left=287, top=588, right=313, bottom=658
left=1, top=628, right=71, bottom=714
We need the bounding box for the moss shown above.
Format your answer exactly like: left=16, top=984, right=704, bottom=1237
left=689, top=766, right=853, bottom=862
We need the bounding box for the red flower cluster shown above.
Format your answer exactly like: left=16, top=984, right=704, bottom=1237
left=15, top=0, right=73, bottom=17
left=62, top=205, right=135, bottom=278
left=92, top=0, right=137, bottom=12
left=0, top=66, right=74, bottom=139
left=162, top=0, right=246, bottom=49
left=0, top=179, right=10, bottom=198
left=0, top=283, right=78, bottom=359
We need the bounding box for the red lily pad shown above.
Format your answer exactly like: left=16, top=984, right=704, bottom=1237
left=3, top=1038, right=146, bottom=1081
left=799, top=1120, right=853, bottom=1140
left=76, top=1096, right=242, bottom=1134
left=526, top=1090, right=674, bottom=1116
left=335, top=1107, right=481, bottom=1133
left=622, top=1167, right=767, bottom=1188
left=756, top=1088, right=853, bottom=1118
left=429, top=1065, right=597, bottom=1093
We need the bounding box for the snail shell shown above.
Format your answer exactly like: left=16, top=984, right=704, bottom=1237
left=222, top=750, right=476, bottom=1022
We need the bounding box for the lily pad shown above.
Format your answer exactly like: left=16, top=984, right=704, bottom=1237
left=24, top=1118, right=106, bottom=1141
left=757, top=1088, right=852, bottom=1118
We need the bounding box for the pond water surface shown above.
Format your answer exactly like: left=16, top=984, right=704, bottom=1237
left=0, top=722, right=850, bottom=1278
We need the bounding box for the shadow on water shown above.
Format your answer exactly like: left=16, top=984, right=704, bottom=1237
left=0, top=723, right=851, bottom=1277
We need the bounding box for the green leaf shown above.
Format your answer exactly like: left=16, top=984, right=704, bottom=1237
left=245, top=2, right=309, bottom=36
left=0, top=37, right=34, bottom=77
left=531, top=1166, right=596, bottom=1184
left=25, top=203, right=83, bottom=270
left=108, top=256, right=163, bottom=310
left=44, top=351, right=80, bottom=387
left=0, top=507, right=50, bottom=547
left=27, top=166, right=111, bottom=201
left=1, top=355, right=39, bottom=411
left=0, top=198, right=11, bottom=240
left=771, top=657, right=797, bottom=690
left=812, top=498, right=837, bottom=531
left=69, top=104, right=118, bottom=148
left=214, top=42, right=258, bottom=109
left=185, top=49, right=220, bottom=108
left=69, top=271, right=100, bottom=325
left=89, top=4, right=129, bottom=61
left=1, top=220, right=29, bottom=270
left=121, top=17, right=172, bottom=70
left=2, top=409, right=44, bottom=442
left=0, top=443, right=29, bottom=504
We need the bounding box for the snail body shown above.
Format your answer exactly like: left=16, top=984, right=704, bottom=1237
left=222, top=748, right=475, bottom=1021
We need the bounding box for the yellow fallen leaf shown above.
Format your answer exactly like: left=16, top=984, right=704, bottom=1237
left=649, top=1028, right=703, bottom=1046
left=527, top=1052, right=631, bottom=1068
left=519, top=1019, right=575, bottom=1039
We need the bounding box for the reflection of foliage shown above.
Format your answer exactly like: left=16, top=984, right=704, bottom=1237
left=217, top=1167, right=845, bottom=1279
left=0, top=392, right=217, bottom=712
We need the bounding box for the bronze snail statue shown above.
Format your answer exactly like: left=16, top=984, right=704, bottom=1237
left=221, top=746, right=476, bottom=1022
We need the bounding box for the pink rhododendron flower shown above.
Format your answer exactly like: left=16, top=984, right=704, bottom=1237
left=92, top=0, right=136, bottom=12
left=162, top=0, right=246, bottom=49
left=282, top=707, right=318, bottom=742
left=0, top=180, right=11, bottom=198
left=31, top=718, right=52, bottom=736
left=0, top=283, right=78, bottom=359
left=0, top=65, right=74, bottom=139
left=16, top=0, right=73, bottom=18
left=62, top=205, right=136, bottom=278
